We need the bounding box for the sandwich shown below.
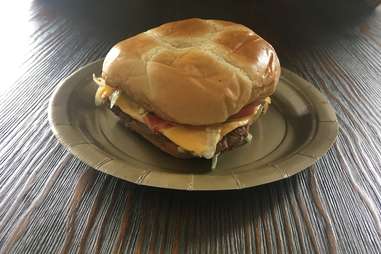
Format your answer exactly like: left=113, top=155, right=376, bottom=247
left=93, top=18, right=280, bottom=167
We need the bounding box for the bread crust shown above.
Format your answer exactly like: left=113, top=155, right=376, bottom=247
left=102, top=18, right=280, bottom=125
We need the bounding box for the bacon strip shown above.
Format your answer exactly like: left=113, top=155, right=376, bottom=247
left=229, top=100, right=261, bottom=119
left=144, top=113, right=174, bottom=132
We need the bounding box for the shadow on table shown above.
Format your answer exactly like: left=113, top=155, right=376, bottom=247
left=34, top=0, right=377, bottom=51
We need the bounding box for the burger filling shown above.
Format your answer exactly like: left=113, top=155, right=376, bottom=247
left=93, top=75, right=270, bottom=159
left=111, top=104, right=255, bottom=158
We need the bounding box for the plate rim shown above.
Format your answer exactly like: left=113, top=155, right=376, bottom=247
left=48, top=59, right=339, bottom=191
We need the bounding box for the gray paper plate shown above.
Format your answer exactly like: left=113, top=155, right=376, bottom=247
left=48, top=59, right=338, bottom=190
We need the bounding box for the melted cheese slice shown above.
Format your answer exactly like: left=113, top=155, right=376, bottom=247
left=95, top=84, right=263, bottom=159
left=160, top=112, right=260, bottom=158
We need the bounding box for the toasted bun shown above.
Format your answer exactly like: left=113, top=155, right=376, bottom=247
left=102, top=18, right=280, bottom=125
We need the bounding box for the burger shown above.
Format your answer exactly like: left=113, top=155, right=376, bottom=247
left=93, top=18, right=280, bottom=168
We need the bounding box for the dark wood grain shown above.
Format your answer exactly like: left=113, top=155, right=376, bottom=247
left=0, top=0, right=381, bottom=253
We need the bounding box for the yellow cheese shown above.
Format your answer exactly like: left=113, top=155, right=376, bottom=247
left=160, top=110, right=260, bottom=158
left=161, top=126, right=221, bottom=159
left=95, top=85, right=113, bottom=106
left=95, top=83, right=263, bottom=158
left=114, top=95, right=146, bottom=122
left=95, top=85, right=146, bottom=122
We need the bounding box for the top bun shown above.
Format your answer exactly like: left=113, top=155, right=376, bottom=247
left=102, top=18, right=280, bottom=125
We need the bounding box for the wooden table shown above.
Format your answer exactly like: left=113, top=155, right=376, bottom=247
left=1, top=0, right=380, bottom=253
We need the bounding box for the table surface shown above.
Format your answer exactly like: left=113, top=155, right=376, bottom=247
left=1, top=0, right=381, bottom=253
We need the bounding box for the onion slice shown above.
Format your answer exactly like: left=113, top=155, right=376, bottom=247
left=109, top=90, right=120, bottom=109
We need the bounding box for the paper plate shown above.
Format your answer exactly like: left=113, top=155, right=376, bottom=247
left=48, top=59, right=338, bottom=191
